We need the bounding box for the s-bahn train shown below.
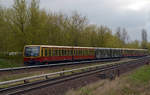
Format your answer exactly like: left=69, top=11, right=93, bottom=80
left=23, top=45, right=148, bottom=65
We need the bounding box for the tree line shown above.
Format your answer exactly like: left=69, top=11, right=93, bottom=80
left=0, top=0, right=149, bottom=53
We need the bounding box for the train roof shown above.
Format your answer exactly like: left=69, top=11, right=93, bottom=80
left=24, top=45, right=148, bottom=51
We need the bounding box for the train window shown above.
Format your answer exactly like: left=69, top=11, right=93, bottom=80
left=56, top=49, right=58, bottom=56
left=83, top=49, right=84, bottom=56
left=51, top=48, right=53, bottom=56
left=76, top=49, right=77, bottom=56
left=49, top=48, right=51, bottom=56
left=75, top=49, right=77, bottom=56
left=81, top=49, right=83, bottom=56
left=83, top=49, right=86, bottom=56
left=62, top=49, right=64, bottom=56
left=65, top=49, right=67, bottom=56
left=53, top=48, right=55, bottom=56
left=70, top=49, right=72, bottom=56
left=87, top=49, right=88, bottom=55
left=88, top=49, right=90, bottom=55
left=90, top=50, right=92, bottom=55
left=45, top=48, right=48, bottom=56
left=63, top=49, right=66, bottom=56
left=69, top=49, right=71, bottom=56
left=84, top=50, right=86, bottom=56
left=73, top=49, right=74, bottom=56
left=59, top=48, right=61, bottom=56
left=71, top=49, right=73, bottom=56
left=67, top=49, right=69, bottom=56
left=41, top=48, right=43, bottom=56
left=77, top=49, right=80, bottom=56
left=76, top=49, right=78, bottom=56
left=47, top=48, right=49, bottom=56
left=66, top=49, right=69, bottom=56
left=79, top=49, right=81, bottom=56
left=84, top=49, right=86, bottom=56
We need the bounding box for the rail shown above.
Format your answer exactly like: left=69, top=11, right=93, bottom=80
left=0, top=56, right=148, bottom=87
left=0, top=58, right=118, bottom=71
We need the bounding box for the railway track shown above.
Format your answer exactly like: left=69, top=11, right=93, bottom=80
left=0, top=58, right=120, bottom=73
left=0, top=56, right=149, bottom=95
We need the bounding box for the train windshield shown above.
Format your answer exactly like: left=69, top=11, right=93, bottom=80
left=24, top=46, right=40, bottom=57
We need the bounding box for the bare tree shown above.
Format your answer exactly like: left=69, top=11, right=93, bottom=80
left=115, top=27, right=129, bottom=44
left=141, top=29, right=147, bottom=49
left=116, top=27, right=121, bottom=40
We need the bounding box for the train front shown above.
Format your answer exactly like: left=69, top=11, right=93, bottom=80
left=23, top=45, right=42, bottom=65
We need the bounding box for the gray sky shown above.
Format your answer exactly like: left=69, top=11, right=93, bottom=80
left=1, top=0, right=150, bottom=41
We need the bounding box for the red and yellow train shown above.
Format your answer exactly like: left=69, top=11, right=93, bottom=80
left=23, top=45, right=148, bottom=65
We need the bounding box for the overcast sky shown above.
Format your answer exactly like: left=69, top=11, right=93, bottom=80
left=1, top=0, right=150, bottom=41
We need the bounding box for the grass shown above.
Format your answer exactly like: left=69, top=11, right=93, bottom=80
left=0, top=56, right=23, bottom=68
left=66, top=65, right=150, bottom=95
left=129, top=65, right=150, bottom=84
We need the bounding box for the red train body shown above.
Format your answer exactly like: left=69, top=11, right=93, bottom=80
left=23, top=45, right=148, bottom=65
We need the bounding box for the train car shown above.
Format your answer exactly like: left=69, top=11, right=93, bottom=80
left=95, top=48, right=111, bottom=59
left=24, top=45, right=96, bottom=65
left=122, top=48, right=148, bottom=57
left=72, top=47, right=95, bottom=60
left=24, top=45, right=73, bottom=65
left=23, top=45, right=148, bottom=65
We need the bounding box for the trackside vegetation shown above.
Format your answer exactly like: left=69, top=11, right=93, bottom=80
left=0, top=0, right=150, bottom=52
left=66, top=65, right=150, bottom=95
left=0, top=56, right=22, bottom=68
left=0, top=0, right=150, bottom=68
